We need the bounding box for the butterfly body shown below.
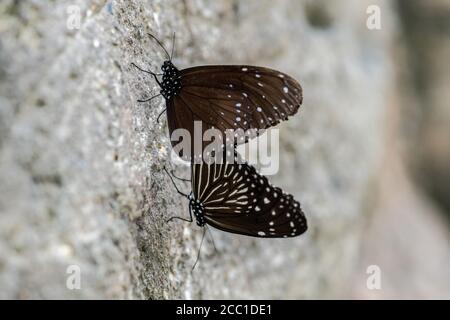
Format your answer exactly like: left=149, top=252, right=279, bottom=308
left=160, top=60, right=182, bottom=100
left=188, top=194, right=206, bottom=227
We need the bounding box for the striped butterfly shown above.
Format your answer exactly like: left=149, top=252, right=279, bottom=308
left=166, top=155, right=307, bottom=238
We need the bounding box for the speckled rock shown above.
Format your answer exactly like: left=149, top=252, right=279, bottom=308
left=0, top=0, right=395, bottom=299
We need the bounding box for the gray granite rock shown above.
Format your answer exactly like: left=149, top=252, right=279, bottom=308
left=0, top=0, right=396, bottom=298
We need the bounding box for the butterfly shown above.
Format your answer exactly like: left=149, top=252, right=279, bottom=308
left=132, top=33, right=303, bottom=160
left=165, top=154, right=307, bottom=239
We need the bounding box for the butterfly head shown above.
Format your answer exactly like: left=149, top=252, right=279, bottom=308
left=160, top=60, right=181, bottom=100
left=189, top=196, right=206, bottom=227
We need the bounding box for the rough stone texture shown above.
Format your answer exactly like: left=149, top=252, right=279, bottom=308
left=2, top=0, right=442, bottom=299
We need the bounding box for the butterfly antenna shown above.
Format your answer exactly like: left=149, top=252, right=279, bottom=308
left=147, top=33, right=171, bottom=60
left=170, top=32, right=176, bottom=60
left=192, top=227, right=207, bottom=272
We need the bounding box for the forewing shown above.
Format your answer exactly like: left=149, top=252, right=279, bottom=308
left=170, top=65, right=302, bottom=147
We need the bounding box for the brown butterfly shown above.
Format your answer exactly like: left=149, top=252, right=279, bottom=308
left=132, top=33, right=303, bottom=160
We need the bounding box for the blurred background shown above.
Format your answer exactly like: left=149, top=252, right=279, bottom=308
left=0, top=0, right=449, bottom=299
left=352, top=0, right=450, bottom=298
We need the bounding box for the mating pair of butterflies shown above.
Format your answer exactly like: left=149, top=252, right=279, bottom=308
left=133, top=34, right=307, bottom=238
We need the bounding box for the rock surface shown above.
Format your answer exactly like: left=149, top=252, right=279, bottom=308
left=0, top=0, right=433, bottom=299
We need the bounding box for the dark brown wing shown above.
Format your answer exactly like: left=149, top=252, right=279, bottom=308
left=191, top=159, right=307, bottom=238
left=169, top=65, right=302, bottom=154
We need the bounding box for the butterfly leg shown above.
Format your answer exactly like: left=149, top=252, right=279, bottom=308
left=131, top=62, right=163, bottom=86
left=163, top=167, right=189, bottom=198
left=137, top=93, right=161, bottom=103
left=205, top=225, right=218, bottom=254
left=191, top=227, right=207, bottom=272
left=164, top=167, right=194, bottom=223
left=170, top=170, right=191, bottom=183
left=156, top=108, right=167, bottom=124
left=166, top=197, right=193, bottom=224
